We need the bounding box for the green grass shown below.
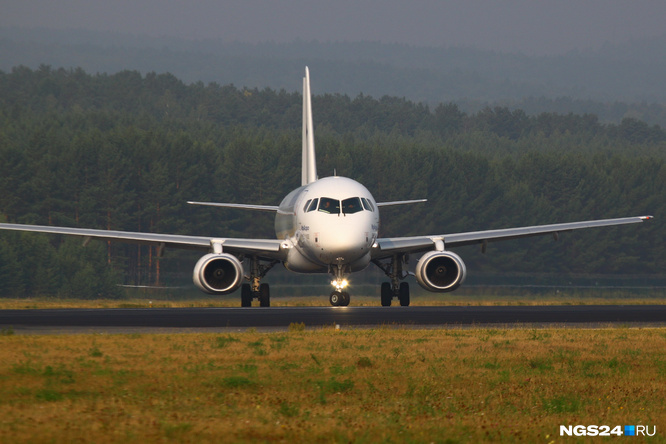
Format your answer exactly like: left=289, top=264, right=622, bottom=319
left=0, top=327, right=664, bottom=442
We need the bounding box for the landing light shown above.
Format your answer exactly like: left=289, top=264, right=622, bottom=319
left=331, top=279, right=349, bottom=290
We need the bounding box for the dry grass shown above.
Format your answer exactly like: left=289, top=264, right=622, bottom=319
left=0, top=327, right=665, bottom=443
left=1, top=293, right=666, bottom=310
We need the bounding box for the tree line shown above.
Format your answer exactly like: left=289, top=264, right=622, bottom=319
left=0, top=66, right=663, bottom=298
left=5, top=29, right=666, bottom=128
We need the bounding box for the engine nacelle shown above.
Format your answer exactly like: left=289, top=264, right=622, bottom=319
left=192, top=253, right=243, bottom=295
left=415, top=251, right=467, bottom=292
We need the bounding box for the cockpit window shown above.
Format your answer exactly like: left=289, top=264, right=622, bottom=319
left=303, top=199, right=312, bottom=213
left=318, top=197, right=340, bottom=214
left=342, top=197, right=363, bottom=215
left=361, top=197, right=374, bottom=212
left=307, top=198, right=319, bottom=212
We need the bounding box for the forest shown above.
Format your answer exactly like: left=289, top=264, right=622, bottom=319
left=0, top=66, right=663, bottom=298
left=4, top=28, right=666, bottom=128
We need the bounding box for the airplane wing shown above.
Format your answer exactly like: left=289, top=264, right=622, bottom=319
left=0, top=223, right=286, bottom=260
left=373, top=215, right=653, bottom=259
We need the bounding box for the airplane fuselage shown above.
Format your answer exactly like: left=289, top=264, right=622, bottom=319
left=275, top=176, right=379, bottom=274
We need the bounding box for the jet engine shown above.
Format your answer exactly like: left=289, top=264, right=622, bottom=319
left=192, top=253, right=244, bottom=295
left=415, top=251, right=467, bottom=292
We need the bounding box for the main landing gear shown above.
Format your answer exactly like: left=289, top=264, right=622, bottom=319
left=241, top=257, right=278, bottom=307
left=380, top=281, right=410, bottom=307
left=241, top=283, right=271, bottom=307
left=373, top=254, right=411, bottom=306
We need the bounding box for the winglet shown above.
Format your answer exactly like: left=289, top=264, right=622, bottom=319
left=302, top=67, right=317, bottom=186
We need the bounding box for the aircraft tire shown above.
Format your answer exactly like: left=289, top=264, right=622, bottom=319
left=399, top=282, right=410, bottom=307
left=341, top=291, right=350, bottom=306
left=259, top=283, right=270, bottom=307
left=380, top=282, right=392, bottom=307
left=330, top=291, right=342, bottom=306
left=241, top=284, right=252, bottom=307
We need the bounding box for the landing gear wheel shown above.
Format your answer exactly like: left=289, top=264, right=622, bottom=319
left=399, top=282, right=410, bottom=307
left=341, top=292, right=350, bottom=306
left=259, top=283, right=271, bottom=307
left=380, top=282, right=392, bottom=307
left=330, top=291, right=343, bottom=306
left=241, top=284, right=252, bottom=307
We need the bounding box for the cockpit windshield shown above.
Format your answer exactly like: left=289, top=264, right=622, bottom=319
left=318, top=197, right=340, bottom=214
left=342, top=197, right=363, bottom=215
left=316, top=197, right=374, bottom=215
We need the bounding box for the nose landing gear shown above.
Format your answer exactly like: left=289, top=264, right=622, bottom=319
left=329, top=260, right=351, bottom=306
left=329, top=290, right=350, bottom=306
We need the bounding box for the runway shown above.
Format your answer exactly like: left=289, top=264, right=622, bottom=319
left=1, top=305, right=665, bottom=333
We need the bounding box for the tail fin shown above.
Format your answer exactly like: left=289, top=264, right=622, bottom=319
left=301, top=67, right=317, bottom=186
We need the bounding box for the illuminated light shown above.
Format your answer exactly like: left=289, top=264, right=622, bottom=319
left=330, top=279, right=350, bottom=290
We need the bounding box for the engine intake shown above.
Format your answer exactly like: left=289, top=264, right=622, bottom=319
left=193, top=253, right=243, bottom=295
left=415, top=251, right=467, bottom=292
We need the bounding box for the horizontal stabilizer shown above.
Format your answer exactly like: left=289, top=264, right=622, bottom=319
left=187, top=201, right=279, bottom=212
left=376, top=199, right=428, bottom=207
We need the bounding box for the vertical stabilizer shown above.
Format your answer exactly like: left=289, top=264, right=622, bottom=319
left=301, top=67, right=317, bottom=186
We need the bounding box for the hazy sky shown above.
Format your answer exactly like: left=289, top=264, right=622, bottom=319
left=2, top=0, right=666, bottom=55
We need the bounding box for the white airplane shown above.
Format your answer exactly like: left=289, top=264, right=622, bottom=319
left=0, top=68, right=653, bottom=307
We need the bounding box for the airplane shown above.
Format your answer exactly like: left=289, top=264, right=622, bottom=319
left=0, top=68, right=653, bottom=307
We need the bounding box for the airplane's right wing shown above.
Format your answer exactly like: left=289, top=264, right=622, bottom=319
left=373, top=215, right=653, bottom=260
left=0, top=223, right=286, bottom=260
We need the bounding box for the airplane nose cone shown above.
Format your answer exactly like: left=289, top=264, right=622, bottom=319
left=319, top=230, right=371, bottom=263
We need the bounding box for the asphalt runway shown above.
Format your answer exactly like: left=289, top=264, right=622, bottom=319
left=1, top=305, right=665, bottom=333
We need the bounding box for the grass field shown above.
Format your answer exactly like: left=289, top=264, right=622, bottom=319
left=1, top=291, right=666, bottom=310
left=0, top=326, right=664, bottom=443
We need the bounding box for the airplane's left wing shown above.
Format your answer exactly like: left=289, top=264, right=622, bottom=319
left=0, top=223, right=286, bottom=260
left=373, top=215, right=653, bottom=259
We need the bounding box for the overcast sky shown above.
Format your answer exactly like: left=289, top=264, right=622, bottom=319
left=2, top=0, right=665, bottom=55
